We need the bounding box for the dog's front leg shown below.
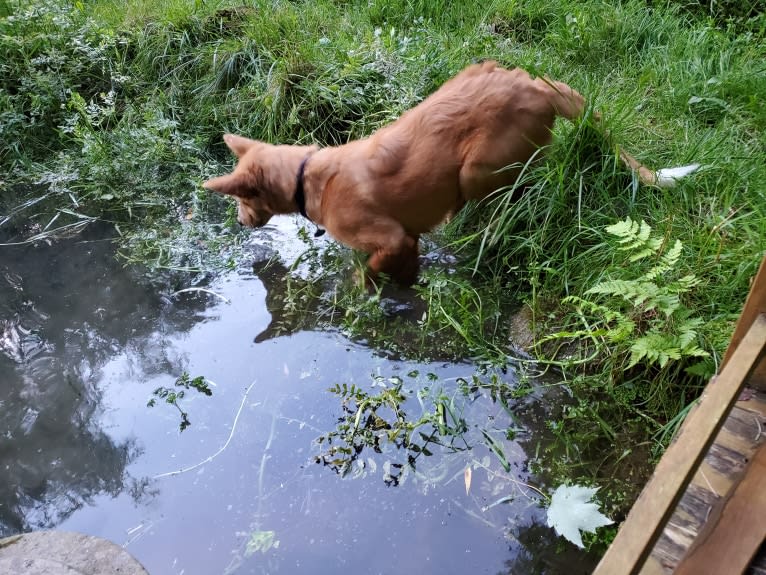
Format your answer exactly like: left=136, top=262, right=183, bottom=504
left=366, top=233, right=420, bottom=287
left=333, top=215, right=420, bottom=287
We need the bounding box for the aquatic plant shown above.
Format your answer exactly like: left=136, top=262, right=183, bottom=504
left=315, top=375, right=469, bottom=485
left=147, top=371, right=213, bottom=431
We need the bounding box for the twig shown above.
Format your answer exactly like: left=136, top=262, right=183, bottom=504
left=153, top=379, right=257, bottom=479
left=473, top=457, right=549, bottom=502
left=171, top=287, right=231, bottom=304
left=0, top=220, right=94, bottom=246
left=451, top=497, right=497, bottom=529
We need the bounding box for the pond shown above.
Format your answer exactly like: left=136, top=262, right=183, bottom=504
left=0, top=215, right=599, bottom=574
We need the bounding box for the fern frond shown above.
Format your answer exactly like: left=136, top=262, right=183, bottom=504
left=629, top=246, right=661, bottom=262
left=606, top=218, right=662, bottom=260
left=652, top=293, right=681, bottom=317
left=676, top=318, right=709, bottom=357
left=628, top=333, right=681, bottom=368
left=536, top=328, right=611, bottom=345
left=586, top=279, right=661, bottom=308
left=563, top=295, right=626, bottom=323
left=586, top=279, right=638, bottom=298
left=605, top=318, right=636, bottom=343
left=646, top=239, right=682, bottom=280
left=605, top=218, right=639, bottom=240
left=669, top=274, right=701, bottom=294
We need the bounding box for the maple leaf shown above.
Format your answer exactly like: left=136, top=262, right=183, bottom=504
left=546, top=484, right=613, bottom=548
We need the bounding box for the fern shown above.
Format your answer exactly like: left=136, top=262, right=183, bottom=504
left=676, top=318, right=709, bottom=358
left=605, top=217, right=662, bottom=262
left=562, top=295, right=625, bottom=323
left=646, top=239, right=682, bottom=280
left=586, top=278, right=682, bottom=317
left=552, top=218, right=709, bottom=372
left=629, top=332, right=682, bottom=368
left=586, top=279, right=659, bottom=304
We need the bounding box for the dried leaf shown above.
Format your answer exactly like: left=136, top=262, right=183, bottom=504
left=464, top=465, right=472, bottom=495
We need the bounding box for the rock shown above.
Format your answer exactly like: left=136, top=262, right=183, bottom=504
left=0, top=531, right=149, bottom=575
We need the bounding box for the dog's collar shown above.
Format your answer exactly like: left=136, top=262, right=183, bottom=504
left=294, top=154, right=325, bottom=237
left=294, top=155, right=311, bottom=219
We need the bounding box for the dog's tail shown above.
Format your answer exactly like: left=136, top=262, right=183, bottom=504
left=544, top=78, right=662, bottom=187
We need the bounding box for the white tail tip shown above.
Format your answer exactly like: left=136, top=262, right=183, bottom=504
left=655, top=163, right=702, bottom=188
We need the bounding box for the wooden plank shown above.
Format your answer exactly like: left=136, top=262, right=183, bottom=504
left=593, top=313, right=766, bottom=575
left=674, top=443, right=766, bottom=575
left=738, top=391, right=766, bottom=419
left=722, top=255, right=766, bottom=390
left=646, top=394, right=766, bottom=572
left=639, top=555, right=667, bottom=575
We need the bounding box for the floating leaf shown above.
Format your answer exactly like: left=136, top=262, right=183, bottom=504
left=464, top=466, right=472, bottom=495
left=245, top=530, right=280, bottom=557
left=546, top=485, right=613, bottom=548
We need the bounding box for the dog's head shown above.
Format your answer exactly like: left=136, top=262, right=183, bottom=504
left=203, top=134, right=314, bottom=228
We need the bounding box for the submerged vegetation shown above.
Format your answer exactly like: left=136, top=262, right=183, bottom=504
left=2, top=0, right=765, bottom=552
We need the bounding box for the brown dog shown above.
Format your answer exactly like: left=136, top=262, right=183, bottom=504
left=204, top=61, right=655, bottom=286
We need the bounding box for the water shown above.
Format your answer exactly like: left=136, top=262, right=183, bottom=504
left=0, top=217, right=598, bottom=574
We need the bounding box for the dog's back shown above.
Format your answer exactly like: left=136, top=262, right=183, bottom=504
left=315, top=61, right=586, bottom=235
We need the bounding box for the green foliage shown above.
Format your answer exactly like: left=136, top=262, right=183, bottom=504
left=414, top=269, right=514, bottom=363
left=661, top=0, right=766, bottom=33
left=603, top=218, right=662, bottom=262
left=547, top=218, right=710, bottom=371
left=523, top=218, right=717, bottom=515
left=147, top=371, right=212, bottom=431
left=315, top=375, right=468, bottom=485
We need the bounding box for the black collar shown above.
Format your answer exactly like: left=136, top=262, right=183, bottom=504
left=294, top=155, right=311, bottom=220
left=294, top=154, right=325, bottom=237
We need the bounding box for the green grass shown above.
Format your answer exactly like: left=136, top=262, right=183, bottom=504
left=1, top=0, right=765, bottom=522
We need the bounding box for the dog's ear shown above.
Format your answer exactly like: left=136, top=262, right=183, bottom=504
left=223, top=133, right=258, bottom=158
left=203, top=173, right=249, bottom=197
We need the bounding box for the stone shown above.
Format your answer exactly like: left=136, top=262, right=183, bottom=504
left=0, top=531, right=149, bottom=574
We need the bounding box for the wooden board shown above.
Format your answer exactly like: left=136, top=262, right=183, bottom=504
left=722, top=256, right=766, bottom=389
left=593, top=313, right=766, bottom=575
left=674, top=443, right=766, bottom=574
left=648, top=392, right=766, bottom=572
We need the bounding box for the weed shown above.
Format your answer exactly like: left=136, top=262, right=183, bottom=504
left=147, top=371, right=213, bottom=431
left=315, top=375, right=469, bottom=485
left=542, top=218, right=710, bottom=373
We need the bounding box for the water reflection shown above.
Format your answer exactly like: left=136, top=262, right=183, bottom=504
left=0, top=225, right=206, bottom=536
left=0, top=218, right=599, bottom=574
left=0, top=355, right=134, bottom=534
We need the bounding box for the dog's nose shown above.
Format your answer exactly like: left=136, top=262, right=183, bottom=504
left=237, top=219, right=244, bottom=227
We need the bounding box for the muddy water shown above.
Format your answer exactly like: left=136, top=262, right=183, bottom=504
left=0, top=217, right=598, bottom=574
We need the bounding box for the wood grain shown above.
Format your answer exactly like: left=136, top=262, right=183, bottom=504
left=594, top=314, right=766, bottom=575
left=674, top=443, right=766, bottom=575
